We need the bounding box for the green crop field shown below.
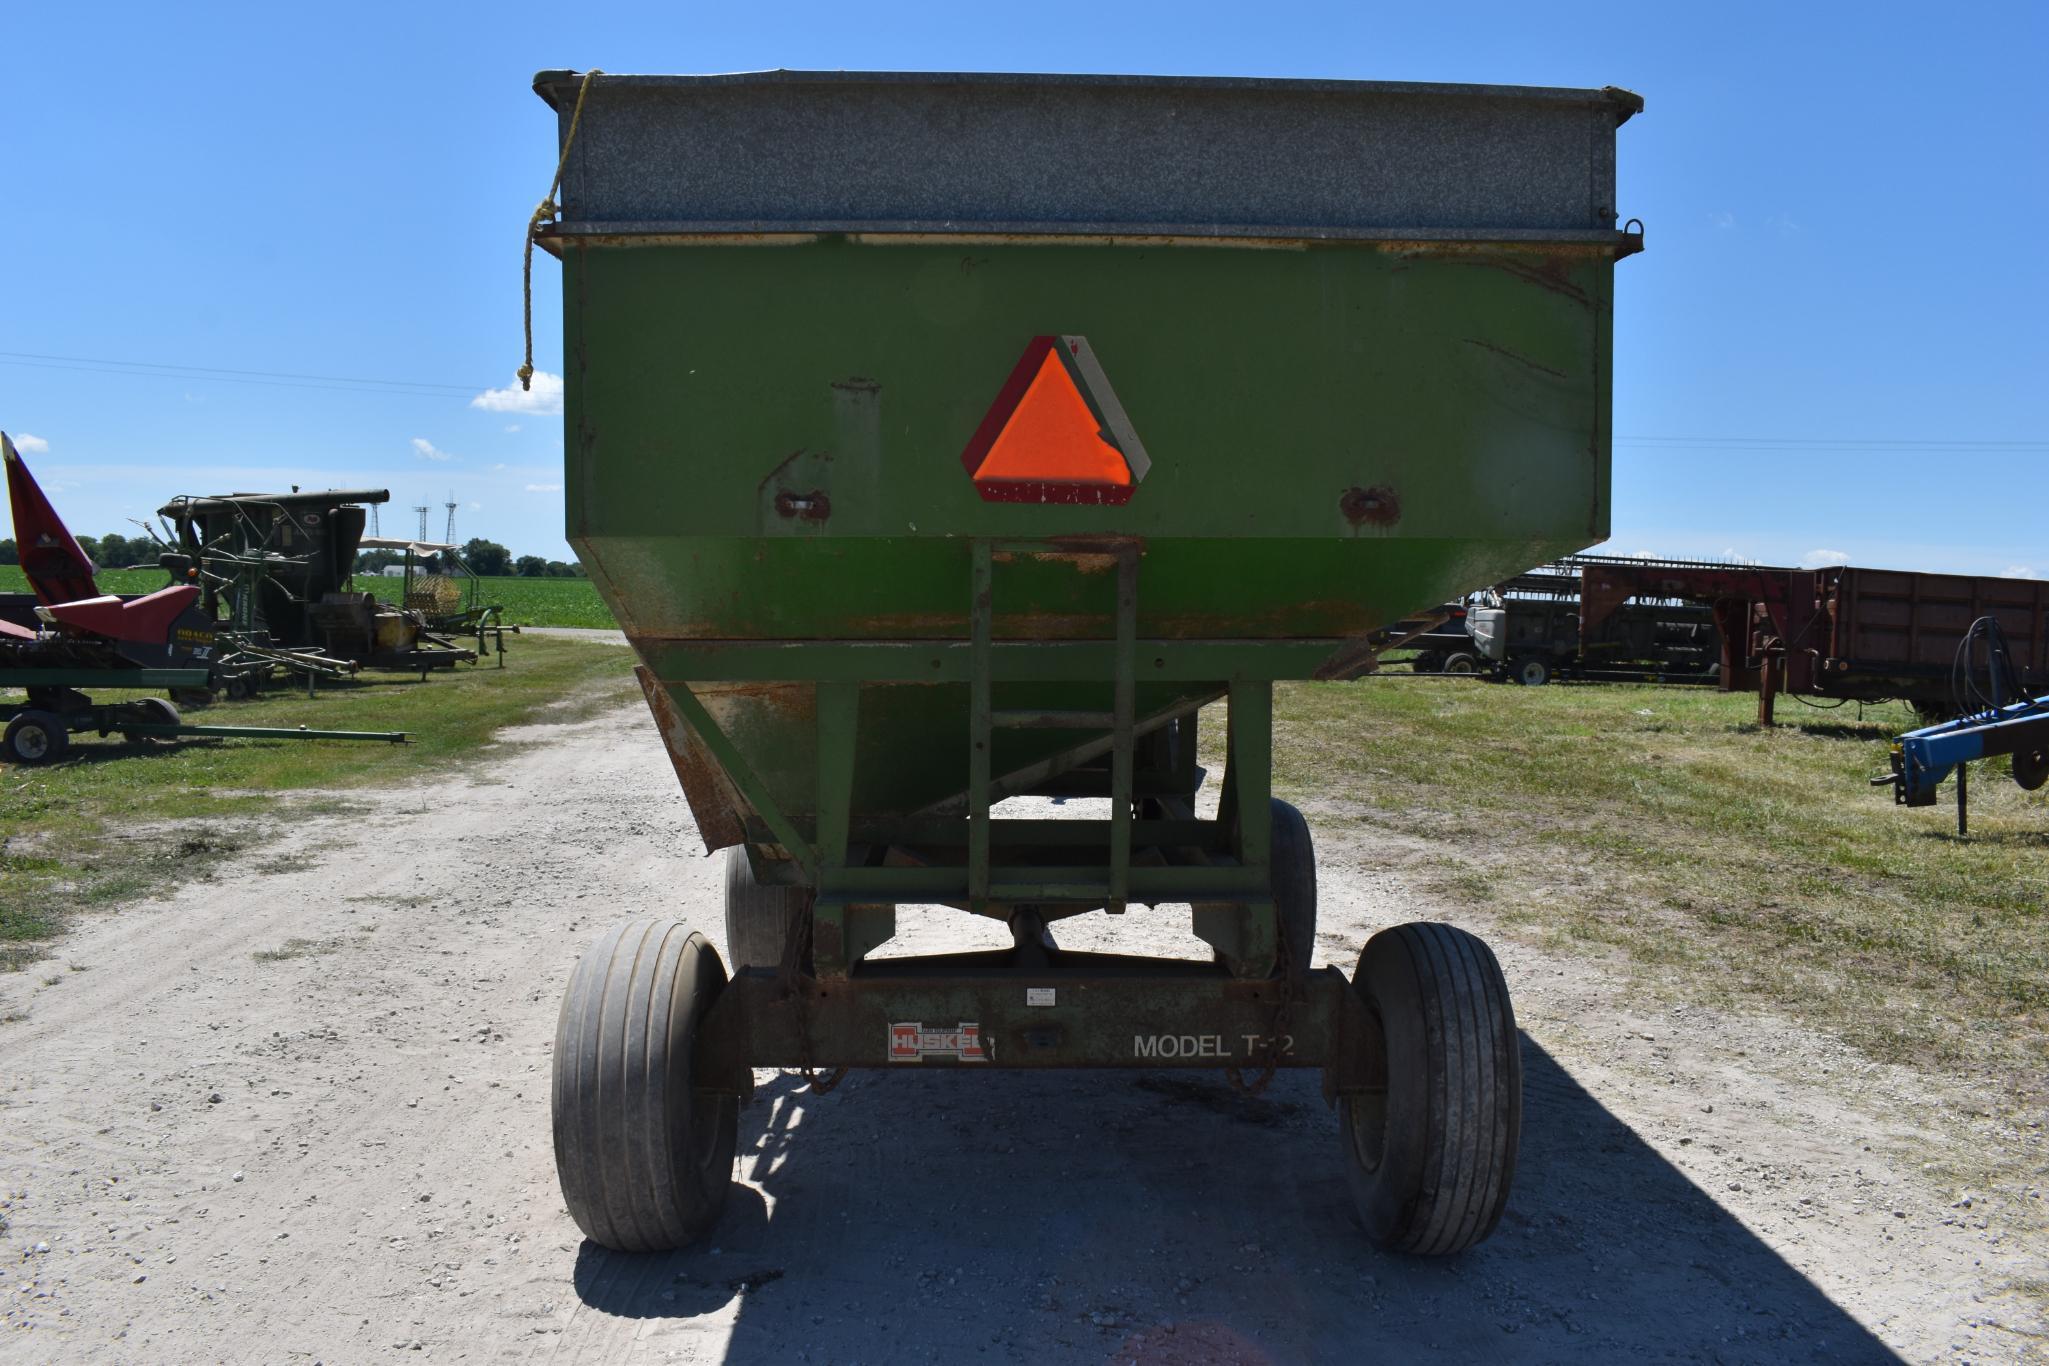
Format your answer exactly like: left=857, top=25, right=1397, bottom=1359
left=0, top=566, right=618, bottom=629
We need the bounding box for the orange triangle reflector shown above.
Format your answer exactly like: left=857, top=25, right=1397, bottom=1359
left=960, top=336, right=1150, bottom=505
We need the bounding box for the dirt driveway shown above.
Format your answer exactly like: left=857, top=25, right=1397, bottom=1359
left=2, top=694, right=2042, bottom=1363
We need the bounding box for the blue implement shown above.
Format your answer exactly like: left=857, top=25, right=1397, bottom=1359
left=1877, top=695, right=2049, bottom=834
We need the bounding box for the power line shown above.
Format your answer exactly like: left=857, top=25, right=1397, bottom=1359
left=1, top=347, right=2039, bottom=452
left=1616, top=435, right=2046, bottom=450
left=0, top=350, right=491, bottom=399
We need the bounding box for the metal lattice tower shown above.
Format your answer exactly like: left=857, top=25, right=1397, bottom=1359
left=413, top=505, right=431, bottom=541
left=368, top=503, right=380, bottom=535
left=444, top=492, right=458, bottom=546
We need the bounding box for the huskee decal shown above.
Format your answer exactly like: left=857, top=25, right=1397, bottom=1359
left=888, top=1022, right=990, bottom=1062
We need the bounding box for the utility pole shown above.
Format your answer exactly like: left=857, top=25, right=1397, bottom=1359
left=413, top=505, right=431, bottom=541
left=444, top=492, right=458, bottom=546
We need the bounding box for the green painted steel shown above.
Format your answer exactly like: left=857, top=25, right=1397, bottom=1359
left=565, top=241, right=1611, bottom=641
left=562, top=239, right=1615, bottom=829
left=111, top=724, right=409, bottom=743
left=1, top=667, right=212, bottom=688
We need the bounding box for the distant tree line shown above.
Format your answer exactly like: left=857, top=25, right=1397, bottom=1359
left=0, top=532, right=585, bottom=581
left=349, top=537, right=585, bottom=579
left=0, top=531, right=165, bottom=569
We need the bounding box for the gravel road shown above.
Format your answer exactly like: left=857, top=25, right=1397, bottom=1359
left=2, top=693, right=2042, bottom=1363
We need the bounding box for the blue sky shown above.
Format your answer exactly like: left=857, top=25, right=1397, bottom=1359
left=4, top=1, right=2044, bottom=573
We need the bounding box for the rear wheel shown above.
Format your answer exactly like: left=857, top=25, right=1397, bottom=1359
left=2014, top=745, right=2049, bottom=793
left=552, top=920, right=738, bottom=1252
left=1410, top=652, right=1443, bottom=675
left=3, top=711, right=70, bottom=765
left=724, top=847, right=812, bottom=971
left=122, top=697, right=180, bottom=743
left=1441, top=653, right=1478, bottom=676
left=1512, top=658, right=1551, bottom=687
left=1340, top=921, right=1520, bottom=1255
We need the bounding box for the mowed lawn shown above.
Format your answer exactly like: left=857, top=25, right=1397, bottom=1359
left=1272, top=677, right=2049, bottom=1104
left=0, top=635, right=637, bottom=971
left=0, top=566, right=618, bottom=629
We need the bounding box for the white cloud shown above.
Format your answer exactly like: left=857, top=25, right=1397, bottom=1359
left=412, top=437, right=457, bottom=463
left=1709, top=211, right=1736, bottom=230
left=503, top=424, right=521, bottom=434
left=2004, top=565, right=2037, bottom=580
left=12, top=432, right=49, bottom=453
left=525, top=483, right=563, bottom=493
left=1800, top=548, right=1851, bottom=568
left=472, top=371, right=564, bottom=416
left=491, top=463, right=507, bottom=471
left=1718, top=548, right=1763, bottom=566
left=467, top=501, right=482, bottom=511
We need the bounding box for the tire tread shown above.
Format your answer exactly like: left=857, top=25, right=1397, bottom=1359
left=552, top=919, right=734, bottom=1252
left=1347, top=920, right=1519, bottom=1255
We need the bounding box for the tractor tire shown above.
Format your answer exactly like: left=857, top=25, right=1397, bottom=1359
left=1340, top=921, right=1520, bottom=1255
left=2014, top=744, right=2049, bottom=793
left=724, top=847, right=813, bottom=972
left=1441, top=653, right=1479, bottom=676
left=551, top=920, right=738, bottom=1252
left=4, top=711, right=71, bottom=765
left=1270, top=798, right=1317, bottom=982
left=1512, top=658, right=1552, bottom=687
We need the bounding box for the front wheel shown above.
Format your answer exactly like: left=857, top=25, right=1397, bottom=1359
left=552, top=920, right=738, bottom=1252
left=3, top=711, right=71, bottom=765
left=1440, top=652, right=1479, bottom=676
left=1512, top=658, right=1551, bottom=687
left=1339, top=921, right=1520, bottom=1255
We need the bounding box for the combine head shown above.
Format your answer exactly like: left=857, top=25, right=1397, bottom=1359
left=4, top=432, right=101, bottom=606
left=2, top=433, right=214, bottom=668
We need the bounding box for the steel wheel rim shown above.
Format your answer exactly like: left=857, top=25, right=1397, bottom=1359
left=17, top=726, right=49, bottom=761
left=1345, top=1006, right=1391, bottom=1174
left=1347, top=1092, right=1389, bottom=1174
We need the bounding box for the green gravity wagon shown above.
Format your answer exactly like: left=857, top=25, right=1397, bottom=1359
left=534, top=69, right=1641, bottom=1255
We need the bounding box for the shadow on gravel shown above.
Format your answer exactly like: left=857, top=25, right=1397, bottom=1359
left=570, top=1037, right=1897, bottom=1364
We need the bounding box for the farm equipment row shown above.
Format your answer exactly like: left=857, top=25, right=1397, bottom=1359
left=158, top=490, right=499, bottom=681
left=2, top=433, right=412, bottom=761
left=1411, top=553, right=2049, bottom=722
left=1579, top=556, right=2049, bottom=722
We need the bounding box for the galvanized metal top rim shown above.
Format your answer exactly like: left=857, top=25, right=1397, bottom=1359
left=532, top=69, right=1643, bottom=123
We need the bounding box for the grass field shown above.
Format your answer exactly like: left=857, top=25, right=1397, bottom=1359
left=0, top=635, right=637, bottom=971
left=0, top=566, right=618, bottom=629
left=5, top=611, right=2041, bottom=1104
left=1271, top=677, right=2048, bottom=1104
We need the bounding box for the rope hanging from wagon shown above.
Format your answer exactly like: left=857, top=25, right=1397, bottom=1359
left=518, top=68, right=603, bottom=392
